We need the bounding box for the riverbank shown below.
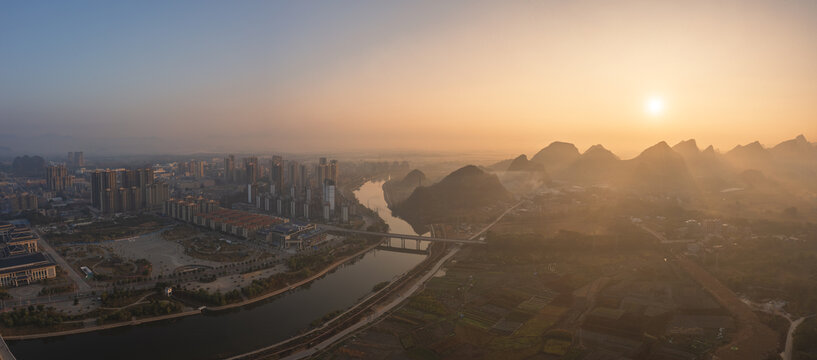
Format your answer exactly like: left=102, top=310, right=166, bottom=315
left=284, top=245, right=460, bottom=360
left=227, top=243, right=449, bottom=360
left=4, top=241, right=382, bottom=341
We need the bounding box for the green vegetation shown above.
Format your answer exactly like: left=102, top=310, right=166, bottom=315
left=514, top=306, right=567, bottom=338
left=407, top=292, right=449, bottom=317
left=794, top=318, right=817, bottom=360
left=310, top=309, right=343, bottom=328
left=240, top=270, right=303, bottom=298
left=39, top=285, right=76, bottom=296
left=97, top=300, right=182, bottom=324
left=287, top=253, right=333, bottom=272
left=543, top=339, right=572, bottom=356
left=45, top=214, right=170, bottom=245
left=175, top=288, right=242, bottom=306
left=372, top=281, right=389, bottom=292
left=241, top=239, right=377, bottom=299
left=161, top=225, right=199, bottom=241
left=100, top=288, right=150, bottom=307
left=705, top=224, right=817, bottom=315
left=0, top=305, right=63, bottom=328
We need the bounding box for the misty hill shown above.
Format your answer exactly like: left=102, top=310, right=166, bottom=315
left=625, top=141, right=698, bottom=195
left=770, top=134, right=816, bottom=159
left=532, top=135, right=817, bottom=197
left=530, top=142, right=581, bottom=172
left=507, top=154, right=545, bottom=172
left=559, top=145, right=620, bottom=184
left=392, top=165, right=512, bottom=229
left=725, top=141, right=773, bottom=172
left=724, top=135, right=817, bottom=191
left=487, top=158, right=514, bottom=171
left=671, top=140, right=736, bottom=192
left=382, top=169, right=428, bottom=206
left=540, top=141, right=698, bottom=194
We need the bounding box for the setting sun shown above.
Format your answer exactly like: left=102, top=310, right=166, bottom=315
left=645, top=95, right=666, bottom=117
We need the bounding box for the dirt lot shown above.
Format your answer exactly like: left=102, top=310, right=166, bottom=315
left=104, top=230, right=225, bottom=276
left=183, top=265, right=287, bottom=293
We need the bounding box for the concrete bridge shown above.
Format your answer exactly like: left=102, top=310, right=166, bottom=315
left=0, top=334, right=16, bottom=360
left=318, top=225, right=487, bottom=245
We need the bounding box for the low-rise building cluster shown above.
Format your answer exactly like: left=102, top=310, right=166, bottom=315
left=0, top=222, right=57, bottom=287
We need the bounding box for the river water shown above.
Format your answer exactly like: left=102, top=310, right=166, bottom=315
left=8, top=181, right=425, bottom=360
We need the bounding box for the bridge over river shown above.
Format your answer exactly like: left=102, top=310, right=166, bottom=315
left=318, top=225, right=487, bottom=245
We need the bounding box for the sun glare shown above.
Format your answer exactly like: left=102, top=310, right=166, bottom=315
left=645, top=95, right=665, bottom=117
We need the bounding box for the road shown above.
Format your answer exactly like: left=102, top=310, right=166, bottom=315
left=636, top=223, right=695, bottom=244
left=283, top=245, right=461, bottom=359
left=319, top=226, right=486, bottom=244
left=33, top=227, right=92, bottom=292
left=467, top=199, right=524, bottom=241
left=783, top=316, right=807, bottom=360
left=0, top=334, right=16, bottom=360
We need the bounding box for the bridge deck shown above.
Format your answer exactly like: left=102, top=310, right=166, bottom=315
left=320, top=225, right=486, bottom=244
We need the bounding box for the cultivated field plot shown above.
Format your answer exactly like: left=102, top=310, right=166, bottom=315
left=328, top=255, right=570, bottom=360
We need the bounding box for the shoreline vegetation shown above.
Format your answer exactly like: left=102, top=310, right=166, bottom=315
left=3, top=240, right=384, bottom=341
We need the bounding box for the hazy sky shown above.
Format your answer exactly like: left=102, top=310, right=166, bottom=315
left=1, top=0, right=816, bottom=157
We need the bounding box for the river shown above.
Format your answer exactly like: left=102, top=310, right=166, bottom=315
left=8, top=181, right=426, bottom=360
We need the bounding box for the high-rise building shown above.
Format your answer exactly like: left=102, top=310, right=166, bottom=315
left=46, top=164, right=72, bottom=191
left=121, top=169, right=138, bottom=189
left=91, top=171, right=102, bottom=208
left=190, top=160, right=205, bottom=178
left=144, top=182, right=169, bottom=210
left=137, top=168, right=154, bottom=208
left=91, top=169, right=116, bottom=210
left=128, top=186, right=140, bottom=211
left=66, top=152, right=84, bottom=167
left=316, top=158, right=339, bottom=195
left=224, top=155, right=235, bottom=182
left=102, top=188, right=115, bottom=214
left=117, top=187, right=130, bottom=213
left=298, top=164, right=307, bottom=193
left=328, top=159, right=339, bottom=184
left=244, top=156, right=258, bottom=184
left=325, top=180, right=336, bottom=212
left=270, top=158, right=284, bottom=194
left=246, top=162, right=257, bottom=184
left=74, top=152, right=84, bottom=167
left=89, top=167, right=162, bottom=213
left=287, top=161, right=300, bottom=190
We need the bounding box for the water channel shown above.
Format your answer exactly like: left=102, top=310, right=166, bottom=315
left=9, top=180, right=426, bottom=360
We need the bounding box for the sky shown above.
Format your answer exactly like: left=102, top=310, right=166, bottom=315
left=1, top=0, right=816, bottom=158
